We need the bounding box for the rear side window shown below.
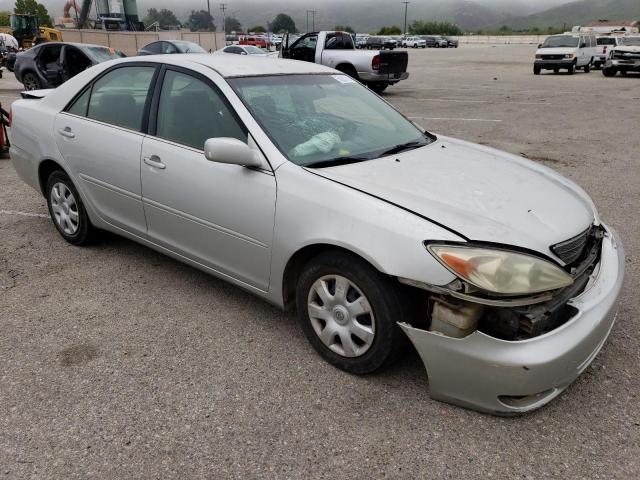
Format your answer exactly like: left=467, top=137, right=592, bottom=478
left=155, top=70, right=247, bottom=149
left=85, top=66, right=155, bottom=131
left=144, top=42, right=163, bottom=54
left=67, top=87, right=90, bottom=116
left=597, top=37, right=616, bottom=45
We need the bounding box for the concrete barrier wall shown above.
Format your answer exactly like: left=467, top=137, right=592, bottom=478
left=453, top=35, right=548, bottom=45
left=60, top=30, right=225, bottom=56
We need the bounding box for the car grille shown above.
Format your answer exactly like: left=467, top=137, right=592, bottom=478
left=551, top=226, right=593, bottom=265
left=378, top=51, right=408, bottom=74
left=541, top=54, right=564, bottom=60
left=613, top=51, right=640, bottom=60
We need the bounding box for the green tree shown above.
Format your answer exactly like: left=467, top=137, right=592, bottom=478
left=0, top=11, right=10, bottom=27
left=377, top=26, right=402, bottom=35
left=409, top=20, right=462, bottom=36
left=269, top=13, right=296, bottom=33
left=188, top=9, right=215, bottom=32
left=249, top=25, right=266, bottom=33
left=225, top=17, right=241, bottom=33
left=144, top=8, right=180, bottom=29
left=14, top=0, right=53, bottom=27
left=334, top=25, right=355, bottom=34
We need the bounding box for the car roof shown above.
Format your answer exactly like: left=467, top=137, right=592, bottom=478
left=116, top=53, right=336, bottom=78
left=36, top=41, right=113, bottom=50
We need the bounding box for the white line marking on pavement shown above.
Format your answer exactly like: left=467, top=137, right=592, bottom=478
left=0, top=210, right=50, bottom=218
left=408, top=116, right=503, bottom=123
left=402, top=97, right=553, bottom=106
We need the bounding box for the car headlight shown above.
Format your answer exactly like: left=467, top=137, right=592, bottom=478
left=564, top=54, right=574, bottom=59
left=426, top=244, right=574, bottom=295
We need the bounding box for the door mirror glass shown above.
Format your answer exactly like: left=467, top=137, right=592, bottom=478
left=204, top=137, right=262, bottom=168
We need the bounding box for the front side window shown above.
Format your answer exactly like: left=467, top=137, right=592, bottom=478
left=230, top=74, right=433, bottom=167
left=155, top=70, right=246, bottom=150
left=621, top=37, right=640, bottom=46
left=144, top=42, right=163, bottom=54
left=86, top=66, right=156, bottom=131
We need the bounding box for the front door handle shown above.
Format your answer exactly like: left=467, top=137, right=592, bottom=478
left=144, top=155, right=166, bottom=170
left=58, top=127, right=75, bottom=139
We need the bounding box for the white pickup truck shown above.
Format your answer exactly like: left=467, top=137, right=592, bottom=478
left=280, top=31, right=409, bottom=93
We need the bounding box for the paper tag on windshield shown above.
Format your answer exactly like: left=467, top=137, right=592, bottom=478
left=332, top=75, right=356, bottom=84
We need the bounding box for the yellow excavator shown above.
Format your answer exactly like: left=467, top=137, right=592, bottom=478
left=0, top=14, right=62, bottom=49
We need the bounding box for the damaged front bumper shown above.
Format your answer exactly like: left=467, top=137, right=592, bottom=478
left=399, top=227, right=624, bottom=415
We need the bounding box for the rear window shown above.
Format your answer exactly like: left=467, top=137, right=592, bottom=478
left=597, top=38, right=617, bottom=45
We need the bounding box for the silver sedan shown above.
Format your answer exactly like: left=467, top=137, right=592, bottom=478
left=10, top=54, right=624, bottom=415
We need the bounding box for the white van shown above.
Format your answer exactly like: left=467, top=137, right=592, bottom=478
left=534, top=33, right=598, bottom=74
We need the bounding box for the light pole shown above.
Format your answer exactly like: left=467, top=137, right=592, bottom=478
left=402, top=1, right=410, bottom=35
left=306, top=10, right=316, bottom=33
left=207, top=0, right=211, bottom=17
left=220, top=3, right=227, bottom=34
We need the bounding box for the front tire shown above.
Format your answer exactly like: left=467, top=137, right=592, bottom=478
left=567, top=63, right=575, bottom=75
left=602, top=66, right=617, bottom=77
left=533, top=65, right=541, bottom=75
left=296, top=251, right=407, bottom=374
left=45, top=171, right=96, bottom=246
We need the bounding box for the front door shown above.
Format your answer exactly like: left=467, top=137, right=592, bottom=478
left=140, top=67, right=276, bottom=290
left=54, top=64, right=158, bottom=236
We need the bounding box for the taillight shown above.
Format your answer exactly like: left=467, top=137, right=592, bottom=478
left=372, top=55, right=380, bottom=71
left=603, top=46, right=607, bottom=54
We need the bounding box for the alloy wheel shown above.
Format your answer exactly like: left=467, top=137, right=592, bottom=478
left=307, top=274, right=375, bottom=358
left=50, top=182, right=80, bottom=235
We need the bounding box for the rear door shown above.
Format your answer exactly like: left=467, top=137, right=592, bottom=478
left=54, top=64, right=158, bottom=236
left=140, top=66, right=276, bottom=290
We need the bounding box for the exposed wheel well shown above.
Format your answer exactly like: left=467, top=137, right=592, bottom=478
left=335, top=63, right=359, bottom=80
left=282, top=244, right=379, bottom=311
left=38, top=159, right=65, bottom=194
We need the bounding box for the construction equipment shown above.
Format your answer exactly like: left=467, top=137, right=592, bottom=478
left=0, top=14, right=62, bottom=49
left=77, top=0, right=143, bottom=31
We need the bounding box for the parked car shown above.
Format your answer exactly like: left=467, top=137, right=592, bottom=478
left=355, top=34, right=369, bottom=49
left=239, top=36, right=269, bottom=49
left=138, top=40, right=207, bottom=56
left=281, top=30, right=409, bottom=93
left=364, top=36, right=396, bottom=50
left=217, top=45, right=269, bottom=56
left=421, top=36, right=448, bottom=48
left=402, top=36, right=427, bottom=48
left=594, top=36, right=622, bottom=69
left=10, top=54, right=624, bottom=415
left=534, top=33, right=597, bottom=75
left=13, top=42, right=125, bottom=90
left=443, top=36, right=459, bottom=48
left=602, top=36, right=640, bottom=77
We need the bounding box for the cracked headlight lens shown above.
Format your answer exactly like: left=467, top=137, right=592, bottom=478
left=427, top=244, right=574, bottom=295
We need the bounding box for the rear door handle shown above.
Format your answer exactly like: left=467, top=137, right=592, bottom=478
left=58, top=127, right=75, bottom=139
left=144, top=155, right=166, bottom=170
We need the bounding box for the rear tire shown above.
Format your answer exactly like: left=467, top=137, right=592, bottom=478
left=295, top=251, right=408, bottom=375
left=368, top=82, right=388, bottom=94
left=45, top=171, right=96, bottom=246
left=336, top=64, right=359, bottom=81
left=22, top=71, right=41, bottom=90
left=584, top=63, right=591, bottom=73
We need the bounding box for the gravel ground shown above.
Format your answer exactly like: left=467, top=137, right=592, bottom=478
left=1, top=44, right=639, bottom=479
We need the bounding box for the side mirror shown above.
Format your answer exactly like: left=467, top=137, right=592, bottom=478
left=538, top=43, right=542, bottom=48
left=204, top=137, right=263, bottom=168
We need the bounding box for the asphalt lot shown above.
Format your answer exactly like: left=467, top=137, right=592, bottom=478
left=1, top=44, right=639, bottom=478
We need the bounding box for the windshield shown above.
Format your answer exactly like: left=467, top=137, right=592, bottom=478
left=244, top=45, right=265, bottom=54
left=173, top=41, right=206, bottom=53
left=542, top=35, right=579, bottom=48
left=620, top=37, right=640, bottom=46
left=229, top=74, right=433, bottom=167
left=85, top=46, right=126, bottom=62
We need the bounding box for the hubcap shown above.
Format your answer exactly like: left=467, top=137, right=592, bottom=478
left=24, top=74, right=38, bottom=90
left=50, top=182, right=79, bottom=235
left=307, top=275, right=375, bottom=358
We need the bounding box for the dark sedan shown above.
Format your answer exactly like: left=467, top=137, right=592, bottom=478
left=14, top=42, right=125, bottom=90
left=138, top=40, right=207, bottom=56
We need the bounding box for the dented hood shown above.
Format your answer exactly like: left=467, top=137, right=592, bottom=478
left=312, top=136, right=596, bottom=260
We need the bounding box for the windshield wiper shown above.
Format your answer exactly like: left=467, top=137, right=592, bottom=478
left=379, top=140, right=428, bottom=156
left=304, top=156, right=370, bottom=169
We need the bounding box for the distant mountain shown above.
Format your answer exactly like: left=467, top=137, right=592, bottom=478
left=486, top=0, right=640, bottom=30
left=0, top=0, right=584, bottom=32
